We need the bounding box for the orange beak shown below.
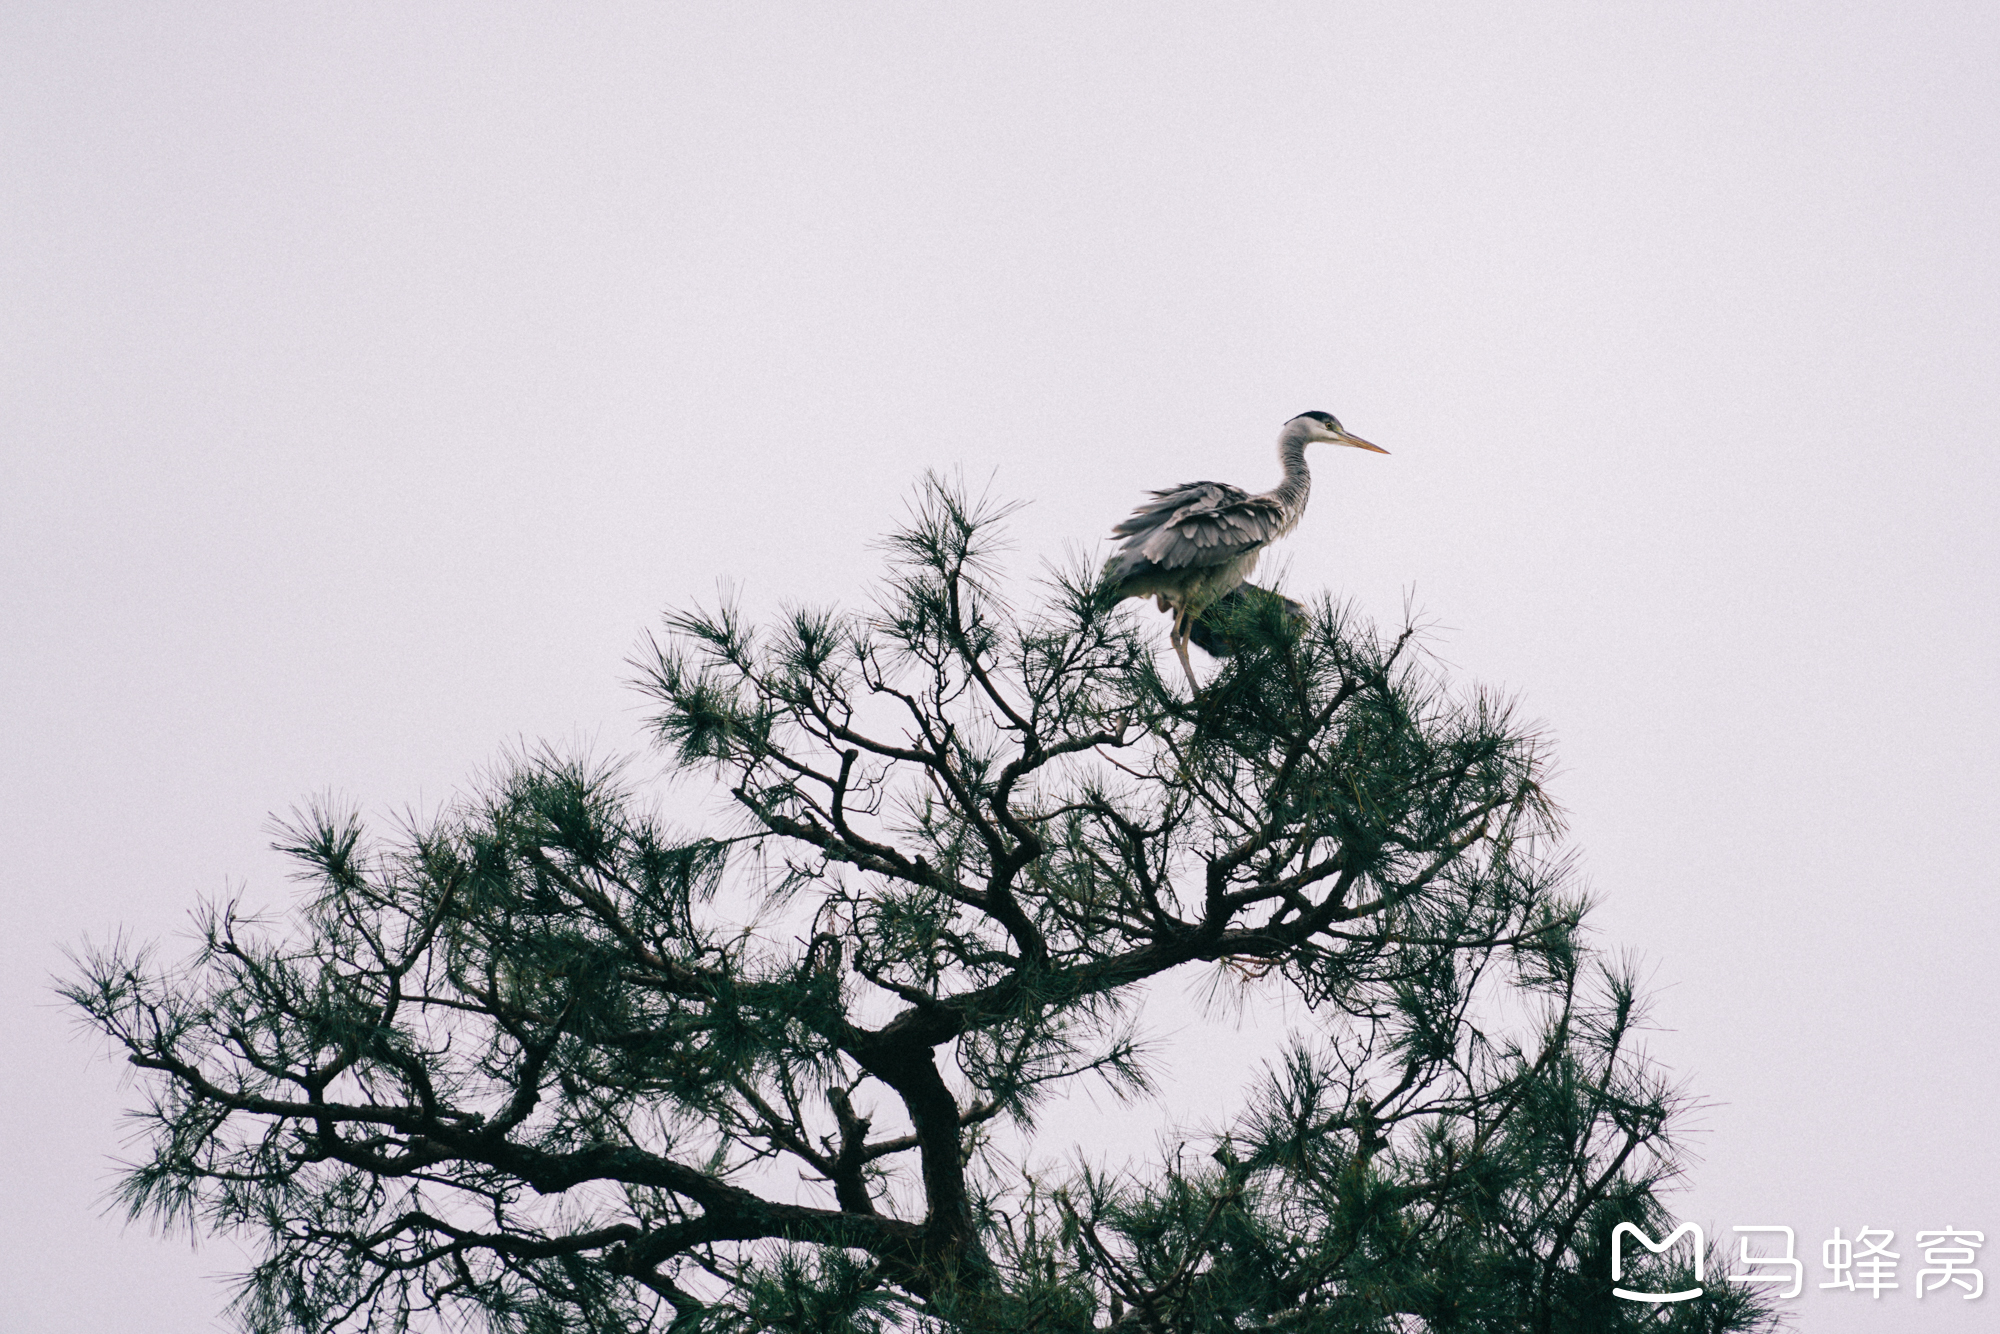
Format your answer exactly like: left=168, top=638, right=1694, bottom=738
left=1335, top=429, right=1389, bottom=455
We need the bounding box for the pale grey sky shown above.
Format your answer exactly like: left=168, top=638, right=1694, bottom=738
left=4, top=5, right=1996, bottom=1330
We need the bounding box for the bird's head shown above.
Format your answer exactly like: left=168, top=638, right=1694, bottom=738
left=1290, top=410, right=1388, bottom=454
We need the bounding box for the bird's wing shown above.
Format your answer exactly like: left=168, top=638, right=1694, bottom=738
left=1110, top=481, right=1288, bottom=572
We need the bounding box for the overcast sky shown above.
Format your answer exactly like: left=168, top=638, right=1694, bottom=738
left=4, top=5, right=1997, bottom=1330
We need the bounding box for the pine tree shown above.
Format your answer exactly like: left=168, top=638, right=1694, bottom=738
left=65, top=478, right=1774, bottom=1333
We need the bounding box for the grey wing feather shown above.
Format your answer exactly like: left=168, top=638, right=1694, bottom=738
left=1107, top=481, right=1287, bottom=578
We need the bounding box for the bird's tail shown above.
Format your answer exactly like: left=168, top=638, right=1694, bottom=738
left=1095, top=549, right=1149, bottom=610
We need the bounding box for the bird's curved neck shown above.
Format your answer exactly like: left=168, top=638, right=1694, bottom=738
left=1273, top=423, right=1312, bottom=509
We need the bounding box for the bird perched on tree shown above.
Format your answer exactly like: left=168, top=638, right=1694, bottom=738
left=1103, top=411, right=1387, bottom=690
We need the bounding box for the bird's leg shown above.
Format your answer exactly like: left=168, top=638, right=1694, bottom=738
left=1175, top=638, right=1199, bottom=695
left=1172, top=609, right=1200, bottom=695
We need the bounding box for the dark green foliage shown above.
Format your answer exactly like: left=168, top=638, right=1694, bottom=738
left=1183, top=582, right=1306, bottom=661
left=64, top=476, right=1777, bottom=1333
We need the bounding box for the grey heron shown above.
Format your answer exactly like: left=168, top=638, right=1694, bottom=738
left=1103, top=410, right=1387, bottom=690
